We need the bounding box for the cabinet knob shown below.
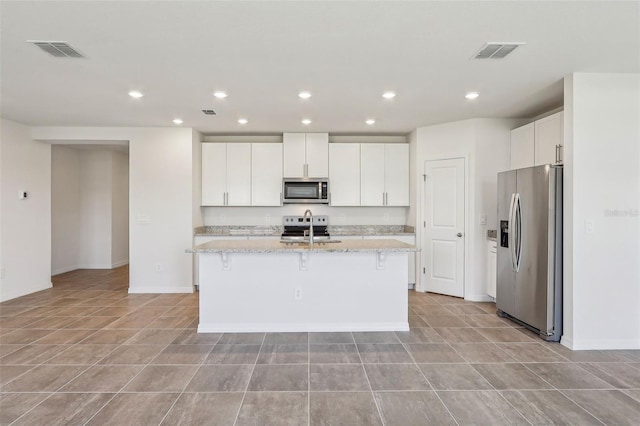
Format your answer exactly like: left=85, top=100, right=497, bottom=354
left=457, top=232, right=463, bottom=238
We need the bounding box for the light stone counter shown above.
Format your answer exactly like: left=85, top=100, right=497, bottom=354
left=188, top=238, right=417, bottom=254
left=193, top=225, right=415, bottom=237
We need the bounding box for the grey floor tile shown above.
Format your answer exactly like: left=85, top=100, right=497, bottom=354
left=562, top=389, right=640, bottom=426
left=419, top=363, right=493, bottom=390
left=264, top=332, right=308, bottom=344
left=0, top=329, right=53, bottom=344
left=171, top=329, right=221, bottom=345
left=545, top=344, right=629, bottom=362
left=161, top=392, right=243, bottom=425
left=205, top=344, right=261, bottom=364
left=80, top=329, right=139, bottom=344
left=98, top=344, right=165, bottom=365
left=433, top=327, right=489, bottom=343
left=11, top=392, right=114, bottom=426
left=407, top=315, right=429, bottom=328
left=65, top=316, right=118, bottom=329
left=0, top=344, right=69, bottom=365
left=217, top=333, right=265, bottom=344
left=422, top=314, right=468, bottom=327
left=86, top=393, right=179, bottom=426
left=374, top=391, right=456, bottom=426
left=309, top=343, right=361, bottom=364
left=472, top=363, right=553, bottom=390
left=123, top=365, right=198, bottom=392
left=310, top=392, right=382, bottom=426
left=248, top=364, right=308, bottom=391
left=60, top=365, right=142, bottom=392
left=1, top=365, right=87, bottom=392
left=185, top=365, right=253, bottom=392
left=0, top=392, right=50, bottom=425
left=0, top=365, right=33, bottom=386
left=438, top=390, right=529, bottom=425
left=0, top=344, right=25, bottom=358
left=151, top=344, right=213, bottom=364
left=257, top=343, right=308, bottom=364
left=34, top=329, right=97, bottom=344
left=475, top=327, right=535, bottom=342
left=310, top=364, right=369, bottom=391
left=501, top=390, right=602, bottom=425
left=404, top=343, right=465, bottom=363
left=394, top=328, right=445, bottom=343
left=125, top=329, right=181, bottom=345
left=462, top=314, right=513, bottom=328
left=356, top=343, right=413, bottom=363
left=622, top=389, right=640, bottom=402
left=352, top=331, right=400, bottom=343
left=525, top=363, right=614, bottom=389
left=579, top=362, right=640, bottom=388
left=495, top=342, right=569, bottom=362
left=236, top=392, right=307, bottom=426
left=47, top=344, right=118, bottom=365
left=445, top=305, right=488, bottom=315
left=308, top=332, right=354, bottom=344
left=449, top=343, right=516, bottom=363
left=365, top=363, right=431, bottom=391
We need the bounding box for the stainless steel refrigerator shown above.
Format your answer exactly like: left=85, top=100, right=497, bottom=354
left=496, top=164, right=562, bottom=342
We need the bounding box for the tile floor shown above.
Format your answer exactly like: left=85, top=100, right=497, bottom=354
left=1, top=266, right=639, bottom=425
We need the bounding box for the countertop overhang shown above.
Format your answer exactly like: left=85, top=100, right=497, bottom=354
left=188, top=238, right=418, bottom=254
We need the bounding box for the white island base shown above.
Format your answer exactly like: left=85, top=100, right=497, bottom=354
left=196, top=246, right=410, bottom=333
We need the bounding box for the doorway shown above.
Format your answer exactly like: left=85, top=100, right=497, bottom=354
left=422, top=158, right=466, bottom=297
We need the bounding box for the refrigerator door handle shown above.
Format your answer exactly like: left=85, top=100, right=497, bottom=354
left=508, top=193, right=517, bottom=271
left=515, top=192, right=522, bottom=272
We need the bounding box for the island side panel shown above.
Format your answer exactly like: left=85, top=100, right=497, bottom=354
left=197, top=251, right=409, bottom=332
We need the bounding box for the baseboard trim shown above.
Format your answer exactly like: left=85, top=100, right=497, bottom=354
left=128, top=286, right=194, bottom=294
left=77, top=264, right=113, bottom=270
left=562, top=336, right=640, bottom=350
left=465, top=294, right=494, bottom=302
left=52, top=265, right=80, bottom=276
left=111, top=260, right=129, bottom=268
left=198, top=322, right=410, bottom=333
left=0, top=282, right=53, bottom=302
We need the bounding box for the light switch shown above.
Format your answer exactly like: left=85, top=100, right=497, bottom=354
left=136, top=214, right=150, bottom=225
left=479, top=214, right=487, bottom=225
left=585, top=219, right=594, bottom=233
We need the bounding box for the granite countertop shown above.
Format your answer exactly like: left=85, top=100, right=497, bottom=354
left=194, top=225, right=415, bottom=237
left=188, top=238, right=418, bottom=254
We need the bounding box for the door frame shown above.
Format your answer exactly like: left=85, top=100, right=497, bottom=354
left=416, top=154, right=470, bottom=299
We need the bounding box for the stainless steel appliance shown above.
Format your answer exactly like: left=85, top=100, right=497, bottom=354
left=281, top=215, right=330, bottom=242
left=497, top=164, right=563, bottom=342
left=282, top=178, right=329, bottom=204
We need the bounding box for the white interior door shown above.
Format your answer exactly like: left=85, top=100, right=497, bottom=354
left=423, top=158, right=465, bottom=297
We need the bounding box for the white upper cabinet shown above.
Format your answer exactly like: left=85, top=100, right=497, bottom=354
left=329, top=143, right=361, bottom=206
left=252, top=143, right=283, bottom=206
left=510, top=111, right=564, bottom=170
left=283, top=133, right=328, bottom=177
left=201, top=143, right=251, bottom=206
left=510, top=123, right=535, bottom=170
left=535, top=111, right=563, bottom=166
left=384, top=144, right=410, bottom=206
left=361, top=144, right=409, bottom=206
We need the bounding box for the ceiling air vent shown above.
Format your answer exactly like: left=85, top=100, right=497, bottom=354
left=474, top=42, right=524, bottom=59
left=29, top=41, right=85, bottom=58
left=202, top=109, right=217, bottom=115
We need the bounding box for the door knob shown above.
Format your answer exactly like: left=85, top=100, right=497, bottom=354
left=456, top=232, right=463, bottom=237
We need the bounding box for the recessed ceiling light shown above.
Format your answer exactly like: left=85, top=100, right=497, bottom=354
left=382, top=92, right=396, bottom=99
left=298, top=91, right=312, bottom=99
left=213, top=91, right=228, bottom=99
left=366, top=119, right=376, bottom=125
left=173, top=118, right=183, bottom=125
left=128, top=90, right=143, bottom=99
left=465, top=92, right=479, bottom=100
left=238, top=118, right=248, bottom=125
left=301, top=119, right=312, bottom=125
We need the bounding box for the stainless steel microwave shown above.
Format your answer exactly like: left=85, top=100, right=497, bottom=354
left=282, top=178, right=329, bottom=204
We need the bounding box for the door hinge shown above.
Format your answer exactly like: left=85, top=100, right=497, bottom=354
left=423, top=174, right=427, bottom=182
left=423, top=267, right=426, bottom=274
left=423, top=221, right=426, bottom=228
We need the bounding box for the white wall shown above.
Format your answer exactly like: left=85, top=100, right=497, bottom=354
left=0, top=119, right=52, bottom=302
left=33, top=127, right=195, bottom=293
left=51, top=146, right=81, bottom=275
left=413, top=119, right=516, bottom=301
left=563, top=73, right=640, bottom=350
left=78, top=150, right=113, bottom=268
left=111, top=151, right=129, bottom=267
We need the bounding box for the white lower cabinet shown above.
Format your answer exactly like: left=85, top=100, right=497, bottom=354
left=487, top=241, right=497, bottom=298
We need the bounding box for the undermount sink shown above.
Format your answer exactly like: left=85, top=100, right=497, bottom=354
left=280, top=238, right=341, bottom=246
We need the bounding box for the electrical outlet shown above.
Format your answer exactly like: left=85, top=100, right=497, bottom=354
left=294, top=288, right=302, bottom=300
left=18, top=191, right=28, bottom=200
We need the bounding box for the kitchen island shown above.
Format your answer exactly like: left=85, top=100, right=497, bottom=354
left=189, top=238, right=417, bottom=333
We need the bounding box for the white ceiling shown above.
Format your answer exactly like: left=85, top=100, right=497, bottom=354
left=1, top=1, right=638, bottom=134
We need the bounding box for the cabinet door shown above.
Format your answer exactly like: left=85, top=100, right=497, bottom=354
left=360, top=144, right=385, bottom=206
left=535, top=111, right=563, bottom=166
left=510, top=123, right=535, bottom=170
left=226, top=143, right=252, bottom=206
left=384, top=144, right=409, bottom=206
left=201, top=143, right=227, bottom=206
left=305, top=133, right=329, bottom=177
left=487, top=242, right=497, bottom=298
left=283, top=133, right=306, bottom=177
left=252, top=143, right=283, bottom=206
left=329, top=144, right=360, bottom=206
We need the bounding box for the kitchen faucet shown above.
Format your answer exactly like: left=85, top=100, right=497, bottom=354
left=303, top=209, right=314, bottom=247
